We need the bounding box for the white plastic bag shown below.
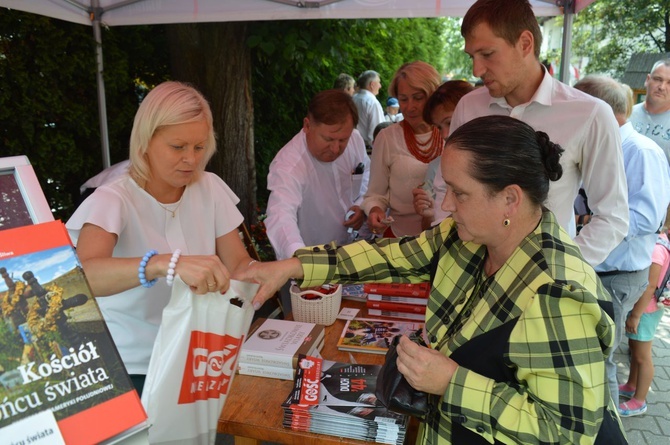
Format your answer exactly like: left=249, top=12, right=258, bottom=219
left=141, top=276, right=256, bottom=445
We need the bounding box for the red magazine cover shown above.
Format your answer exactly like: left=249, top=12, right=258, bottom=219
left=366, top=300, right=427, bottom=314
left=363, top=282, right=430, bottom=298
left=0, top=221, right=147, bottom=444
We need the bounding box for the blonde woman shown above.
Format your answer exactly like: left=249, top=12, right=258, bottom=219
left=362, top=61, right=442, bottom=237
left=67, top=81, right=255, bottom=394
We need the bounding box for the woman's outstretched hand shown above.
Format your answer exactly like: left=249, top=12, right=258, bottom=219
left=233, top=257, right=304, bottom=310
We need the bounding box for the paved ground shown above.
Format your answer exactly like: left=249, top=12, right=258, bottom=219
left=615, top=309, right=670, bottom=445
left=218, top=310, right=670, bottom=445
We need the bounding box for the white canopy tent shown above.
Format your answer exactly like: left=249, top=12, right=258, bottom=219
left=0, top=0, right=598, bottom=167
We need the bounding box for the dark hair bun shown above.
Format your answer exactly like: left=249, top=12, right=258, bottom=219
left=536, top=130, right=563, bottom=182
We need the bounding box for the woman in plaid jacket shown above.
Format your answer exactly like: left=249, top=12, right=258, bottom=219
left=242, top=115, right=626, bottom=444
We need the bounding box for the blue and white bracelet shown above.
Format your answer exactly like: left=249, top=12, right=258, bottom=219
left=138, top=249, right=159, bottom=288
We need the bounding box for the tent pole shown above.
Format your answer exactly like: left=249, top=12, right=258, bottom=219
left=91, top=1, right=111, bottom=169
left=559, top=0, right=575, bottom=84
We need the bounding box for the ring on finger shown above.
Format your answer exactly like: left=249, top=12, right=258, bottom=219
left=207, top=282, right=216, bottom=288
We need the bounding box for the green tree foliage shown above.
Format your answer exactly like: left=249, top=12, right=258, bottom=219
left=248, top=18, right=448, bottom=204
left=572, top=0, right=670, bottom=77
left=0, top=11, right=448, bottom=219
left=0, top=9, right=168, bottom=220
left=442, top=17, right=472, bottom=80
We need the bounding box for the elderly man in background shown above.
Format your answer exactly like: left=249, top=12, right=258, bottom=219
left=352, top=70, right=385, bottom=150
left=630, top=59, right=670, bottom=164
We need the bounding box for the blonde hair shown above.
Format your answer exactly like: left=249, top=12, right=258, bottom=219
left=621, top=83, right=634, bottom=119
left=129, top=81, right=216, bottom=187
left=388, top=61, right=441, bottom=100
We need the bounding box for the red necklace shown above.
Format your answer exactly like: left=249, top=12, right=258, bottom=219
left=401, top=120, right=443, bottom=163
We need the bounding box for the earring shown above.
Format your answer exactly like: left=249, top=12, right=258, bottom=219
left=503, top=218, right=510, bottom=227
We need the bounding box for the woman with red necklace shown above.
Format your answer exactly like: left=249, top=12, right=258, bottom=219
left=361, top=61, right=442, bottom=237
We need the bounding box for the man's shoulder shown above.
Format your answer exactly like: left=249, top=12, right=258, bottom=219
left=553, top=80, right=604, bottom=106
left=632, top=102, right=645, bottom=112
left=270, top=132, right=308, bottom=170
left=625, top=125, right=666, bottom=155
left=460, top=86, right=492, bottom=104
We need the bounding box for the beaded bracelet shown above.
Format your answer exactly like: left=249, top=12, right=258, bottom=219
left=166, top=249, right=182, bottom=287
left=139, top=249, right=158, bottom=288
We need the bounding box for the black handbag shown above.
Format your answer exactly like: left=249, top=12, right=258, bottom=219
left=375, top=329, right=430, bottom=417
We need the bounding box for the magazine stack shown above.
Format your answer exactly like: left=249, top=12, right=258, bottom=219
left=364, top=282, right=430, bottom=321
left=237, top=318, right=325, bottom=380
left=282, top=355, right=409, bottom=444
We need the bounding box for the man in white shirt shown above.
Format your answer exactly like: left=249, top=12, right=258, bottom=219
left=352, top=70, right=385, bottom=149
left=630, top=59, right=670, bottom=164
left=437, top=0, right=629, bottom=267
left=266, top=89, right=370, bottom=261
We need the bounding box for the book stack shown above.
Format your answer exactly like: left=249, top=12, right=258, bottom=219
left=364, top=282, right=430, bottom=321
left=282, top=355, right=409, bottom=444
left=336, top=317, right=424, bottom=355
left=237, top=318, right=325, bottom=380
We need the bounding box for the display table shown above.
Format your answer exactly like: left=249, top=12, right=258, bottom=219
left=217, top=300, right=419, bottom=445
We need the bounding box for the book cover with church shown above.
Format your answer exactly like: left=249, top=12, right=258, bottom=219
left=0, top=220, right=147, bottom=444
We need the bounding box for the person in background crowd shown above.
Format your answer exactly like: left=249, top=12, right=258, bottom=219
left=618, top=227, right=670, bottom=417
left=333, top=73, right=356, bottom=97
left=412, top=79, right=475, bottom=229
left=67, top=81, right=256, bottom=395
left=239, top=115, right=626, bottom=445
left=352, top=70, right=385, bottom=150
left=445, top=0, right=629, bottom=268
left=574, top=74, right=670, bottom=406
left=384, top=97, right=404, bottom=123
left=76, top=159, right=130, bottom=208
left=630, top=59, right=670, bottom=164
left=372, top=121, right=393, bottom=144
left=362, top=61, right=442, bottom=237
left=265, top=89, right=370, bottom=261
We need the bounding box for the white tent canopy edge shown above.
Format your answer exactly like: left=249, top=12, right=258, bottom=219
left=0, top=0, right=597, bottom=168
left=3, top=1, right=565, bottom=25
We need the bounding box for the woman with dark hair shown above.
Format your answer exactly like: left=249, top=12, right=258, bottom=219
left=240, top=115, right=625, bottom=444
left=413, top=80, right=475, bottom=229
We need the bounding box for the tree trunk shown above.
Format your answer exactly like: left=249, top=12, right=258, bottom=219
left=166, top=22, right=256, bottom=224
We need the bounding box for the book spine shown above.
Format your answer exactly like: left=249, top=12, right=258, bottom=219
left=366, top=294, right=428, bottom=305
left=366, top=300, right=427, bottom=314
left=362, top=282, right=430, bottom=297
left=237, top=351, right=297, bottom=369
left=367, top=309, right=426, bottom=321
left=238, top=363, right=295, bottom=380
left=239, top=333, right=323, bottom=369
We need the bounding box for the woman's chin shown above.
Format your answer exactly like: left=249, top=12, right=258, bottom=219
left=455, top=226, right=472, bottom=241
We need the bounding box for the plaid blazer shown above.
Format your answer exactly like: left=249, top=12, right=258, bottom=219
left=296, top=210, right=625, bottom=444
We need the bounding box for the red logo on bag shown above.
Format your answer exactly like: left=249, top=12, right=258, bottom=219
left=178, top=330, right=244, bottom=404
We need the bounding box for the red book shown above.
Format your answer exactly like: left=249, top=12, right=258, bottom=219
left=366, top=309, right=425, bottom=322
left=367, top=294, right=428, bottom=305
left=363, top=282, right=430, bottom=298
left=366, top=300, right=427, bottom=314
